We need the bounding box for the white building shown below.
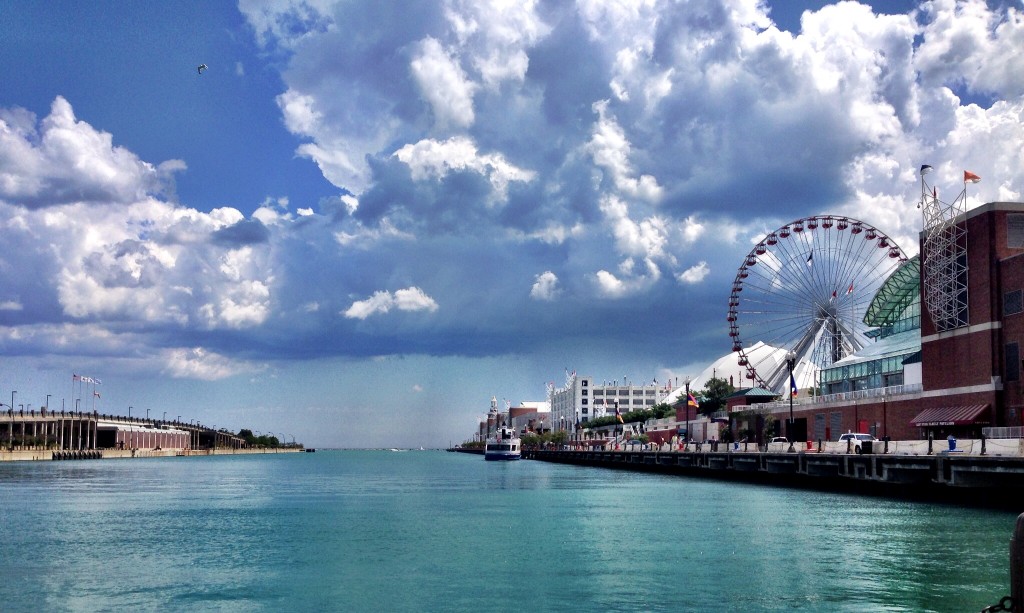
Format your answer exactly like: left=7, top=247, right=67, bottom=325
left=549, top=372, right=671, bottom=431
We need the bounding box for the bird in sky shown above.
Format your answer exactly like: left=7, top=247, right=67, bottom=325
left=197, top=64, right=208, bottom=74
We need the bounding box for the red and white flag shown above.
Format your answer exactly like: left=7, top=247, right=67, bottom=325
left=964, top=170, right=981, bottom=183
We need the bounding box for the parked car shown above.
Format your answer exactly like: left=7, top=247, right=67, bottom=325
left=838, top=432, right=877, bottom=454
left=769, top=437, right=789, bottom=444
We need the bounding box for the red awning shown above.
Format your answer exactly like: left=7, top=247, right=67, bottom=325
left=910, top=404, right=990, bottom=427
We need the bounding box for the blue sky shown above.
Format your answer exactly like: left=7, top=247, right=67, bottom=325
left=1, top=0, right=1022, bottom=447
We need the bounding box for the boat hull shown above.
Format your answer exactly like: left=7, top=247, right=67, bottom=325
left=484, top=452, right=521, bottom=461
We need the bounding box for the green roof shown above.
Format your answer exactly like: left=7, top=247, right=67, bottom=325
left=727, top=387, right=779, bottom=399
left=864, top=255, right=920, bottom=327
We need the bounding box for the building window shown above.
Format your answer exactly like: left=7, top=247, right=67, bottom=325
left=1007, top=343, right=1021, bottom=382
left=582, top=380, right=588, bottom=387
left=1006, top=290, right=1023, bottom=316
left=582, top=399, right=588, bottom=405
left=581, top=389, right=588, bottom=396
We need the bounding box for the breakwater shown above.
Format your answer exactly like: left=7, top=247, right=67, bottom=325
left=525, top=447, right=1024, bottom=508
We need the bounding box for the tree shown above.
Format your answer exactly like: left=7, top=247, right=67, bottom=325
left=697, top=377, right=735, bottom=415
left=651, top=403, right=674, bottom=419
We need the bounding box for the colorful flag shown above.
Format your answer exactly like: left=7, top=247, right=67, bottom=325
left=964, top=170, right=981, bottom=183
left=615, top=405, right=624, bottom=424
left=920, top=164, right=933, bottom=175
left=687, top=393, right=699, bottom=408
left=93, top=391, right=101, bottom=398
left=805, top=253, right=813, bottom=267
left=790, top=373, right=798, bottom=398
left=830, top=290, right=836, bottom=303
left=846, top=283, right=854, bottom=295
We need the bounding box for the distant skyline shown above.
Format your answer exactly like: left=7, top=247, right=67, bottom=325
left=1, top=0, right=1022, bottom=447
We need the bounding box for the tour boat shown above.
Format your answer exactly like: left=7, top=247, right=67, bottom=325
left=484, top=426, right=521, bottom=461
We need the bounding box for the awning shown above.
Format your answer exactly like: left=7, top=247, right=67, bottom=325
left=910, top=405, right=990, bottom=427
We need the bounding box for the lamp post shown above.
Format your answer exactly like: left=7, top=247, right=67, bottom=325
left=8, top=390, right=14, bottom=449
left=163, top=411, right=167, bottom=422
left=786, top=350, right=796, bottom=453
left=128, top=406, right=133, bottom=419
left=146, top=408, right=150, bottom=421
left=683, top=376, right=691, bottom=449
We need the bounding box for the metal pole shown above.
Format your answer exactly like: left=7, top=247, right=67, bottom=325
left=787, top=350, right=796, bottom=453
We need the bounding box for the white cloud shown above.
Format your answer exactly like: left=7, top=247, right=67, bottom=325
left=410, top=37, right=478, bottom=130
left=0, top=97, right=171, bottom=207
left=344, top=286, right=439, bottom=319
left=677, top=261, right=710, bottom=284
left=587, top=101, right=662, bottom=202
left=161, top=347, right=259, bottom=381
left=393, top=136, right=535, bottom=202
left=530, top=271, right=559, bottom=301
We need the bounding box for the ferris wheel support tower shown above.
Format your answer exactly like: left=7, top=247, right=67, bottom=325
left=919, top=165, right=977, bottom=332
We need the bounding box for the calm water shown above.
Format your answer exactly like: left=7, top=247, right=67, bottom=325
left=0, top=450, right=1018, bottom=612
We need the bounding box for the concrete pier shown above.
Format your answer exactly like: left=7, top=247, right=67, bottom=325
left=1, top=408, right=293, bottom=461
left=525, top=447, right=1024, bottom=508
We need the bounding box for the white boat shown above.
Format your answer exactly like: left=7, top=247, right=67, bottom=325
left=484, top=426, right=521, bottom=461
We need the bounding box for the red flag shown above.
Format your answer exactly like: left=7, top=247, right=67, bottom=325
left=846, top=283, right=854, bottom=295
left=964, top=170, right=981, bottom=183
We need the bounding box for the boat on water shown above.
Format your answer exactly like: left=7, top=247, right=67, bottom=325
left=484, top=426, right=521, bottom=461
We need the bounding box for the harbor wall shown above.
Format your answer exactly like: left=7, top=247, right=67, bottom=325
left=525, top=447, right=1024, bottom=509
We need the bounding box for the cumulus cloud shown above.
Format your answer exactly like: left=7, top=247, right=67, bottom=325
left=530, top=271, right=559, bottom=301
left=0, top=97, right=173, bottom=207
left=411, top=37, right=478, bottom=130
left=344, top=287, right=439, bottom=319
left=3, top=0, right=1024, bottom=386
left=677, top=261, right=710, bottom=284
left=162, top=347, right=259, bottom=381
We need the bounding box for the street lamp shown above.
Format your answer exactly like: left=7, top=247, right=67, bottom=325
left=683, top=376, right=691, bottom=449
left=128, top=406, right=133, bottom=419
left=8, top=390, right=14, bottom=448
left=786, top=350, right=797, bottom=453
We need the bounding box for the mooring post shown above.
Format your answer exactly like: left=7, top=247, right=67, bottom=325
left=1013, top=513, right=1024, bottom=613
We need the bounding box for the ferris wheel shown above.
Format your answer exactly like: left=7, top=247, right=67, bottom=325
left=727, top=215, right=908, bottom=393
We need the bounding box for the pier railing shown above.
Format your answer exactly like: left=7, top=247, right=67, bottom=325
left=744, top=383, right=923, bottom=414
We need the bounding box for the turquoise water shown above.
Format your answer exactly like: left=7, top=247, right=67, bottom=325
left=0, top=450, right=1018, bottom=612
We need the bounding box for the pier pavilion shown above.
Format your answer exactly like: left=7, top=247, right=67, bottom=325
left=2, top=408, right=247, bottom=456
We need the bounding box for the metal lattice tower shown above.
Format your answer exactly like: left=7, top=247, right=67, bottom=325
left=919, top=165, right=970, bottom=332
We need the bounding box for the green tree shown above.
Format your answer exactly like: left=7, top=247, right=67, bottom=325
left=651, top=402, right=674, bottom=419
left=697, top=377, right=735, bottom=415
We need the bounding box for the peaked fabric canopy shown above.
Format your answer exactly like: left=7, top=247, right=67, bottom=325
left=910, top=405, right=990, bottom=427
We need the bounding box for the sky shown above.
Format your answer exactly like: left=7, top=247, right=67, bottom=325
left=1, top=0, right=1023, bottom=448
